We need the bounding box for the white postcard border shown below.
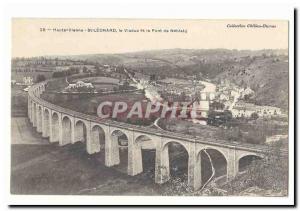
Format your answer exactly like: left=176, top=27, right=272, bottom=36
left=1, top=2, right=295, bottom=206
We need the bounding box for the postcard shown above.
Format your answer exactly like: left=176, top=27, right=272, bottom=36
left=9, top=14, right=294, bottom=206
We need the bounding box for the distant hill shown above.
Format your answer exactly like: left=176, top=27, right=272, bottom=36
left=50, top=48, right=289, bottom=109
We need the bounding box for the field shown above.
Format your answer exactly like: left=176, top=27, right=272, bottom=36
left=12, top=71, right=53, bottom=82
left=77, top=77, right=120, bottom=92
left=42, top=92, right=147, bottom=116
left=71, top=77, right=120, bottom=84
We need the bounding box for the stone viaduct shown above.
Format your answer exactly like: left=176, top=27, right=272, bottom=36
left=27, top=80, right=279, bottom=190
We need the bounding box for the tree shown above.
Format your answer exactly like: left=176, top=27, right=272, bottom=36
left=244, top=94, right=253, bottom=101
left=83, top=66, right=88, bottom=73
left=250, top=112, right=259, bottom=120
left=179, top=92, right=186, bottom=102
left=36, top=74, right=46, bottom=82
left=225, top=142, right=288, bottom=195
left=52, top=71, right=64, bottom=78
left=119, top=81, right=130, bottom=91
left=95, top=65, right=100, bottom=73
left=210, top=101, right=225, bottom=111
left=150, top=74, right=156, bottom=81
left=208, top=110, right=232, bottom=126
left=69, top=66, right=80, bottom=73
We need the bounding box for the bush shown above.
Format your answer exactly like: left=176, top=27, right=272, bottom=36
left=250, top=112, right=259, bottom=120
left=52, top=71, right=65, bottom=78
left=36, top=74, right=46, bottom=82
left=207, top=110, right=232, bottom=126
left=223, top=143, right=288, bottom=195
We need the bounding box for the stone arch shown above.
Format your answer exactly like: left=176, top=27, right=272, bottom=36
left=74, top=119, right=87, bottom=143
left=197, top=147, right=228, bottom=185
left=109, top=129, right=129, bottom=171
left=90, top=124, right=106, bottom=154
left=62, top=115, right=72, bottom=145
left=162, top=140, right=189, bottom=154
left=135, top=134, right=153, bottom=145
left=43, top=108, right=51, bottom=137
left=134, top=135, right=156, bottom=178
left=163, top=141, right=189, bottom=180
left=51, top=112, right=60, bottom=143
left=238, top=154, right=263, bottom=173
left=111, top=129, right=129, bottom=147
left=110, top=128, right=128, bottom=138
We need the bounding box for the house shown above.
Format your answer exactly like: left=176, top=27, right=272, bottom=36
left=241, top=86, right=254, bottom=98
left=232, top=101, right=282, bottom=118
left=200, top=92, right=207, bottom=100
left=256, top=106, right=282, bottom=116
left=65, top=81, right=94, bottom=90
left=231, top=107, right=255, bottom=118
left=85, top=83, right=94, bottom=88
left=230, top=90, right=240, bottom=98
left=67, top=84, right=77, bottom=89
left=209, top=93, right=216, bottom=101
left=76, top=81, right=86, bottom=87
left=23, top=77, right=33, bottom=86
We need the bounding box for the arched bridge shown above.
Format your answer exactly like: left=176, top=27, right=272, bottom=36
left=27, top=80, right=285, bottom=190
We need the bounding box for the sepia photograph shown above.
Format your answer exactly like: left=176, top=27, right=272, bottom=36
left=7, top=13, right=294, bottom=206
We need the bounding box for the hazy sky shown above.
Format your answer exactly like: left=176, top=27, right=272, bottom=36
left=12, top=18, right=288, bottom=58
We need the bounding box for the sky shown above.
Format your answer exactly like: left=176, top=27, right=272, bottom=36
left=12, top=18, right=289, bottom=58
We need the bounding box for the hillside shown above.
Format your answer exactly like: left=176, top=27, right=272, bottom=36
left=215, top=55, right=289, bottom=109
left=51, top=48, right=289, bottom=109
